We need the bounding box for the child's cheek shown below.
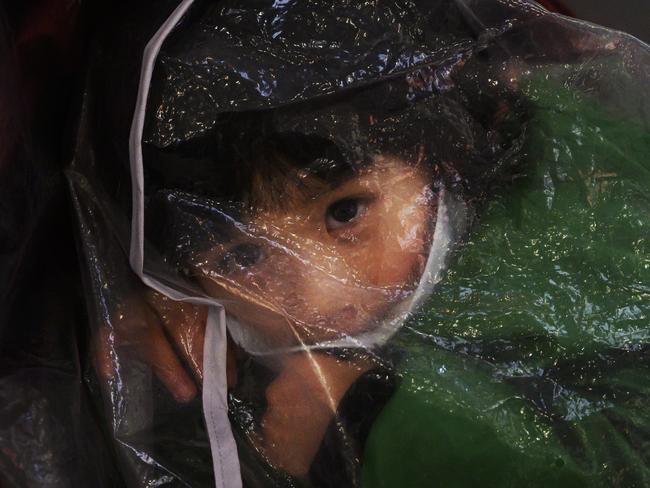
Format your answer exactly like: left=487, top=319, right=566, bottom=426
left=345, top=196, right=428, bottom=288
left=333, top=221, right=381, bottom=280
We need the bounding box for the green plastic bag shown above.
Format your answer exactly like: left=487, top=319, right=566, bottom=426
left=363, top=79, right=650, bottom=487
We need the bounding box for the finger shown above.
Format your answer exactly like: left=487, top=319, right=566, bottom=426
left=143, top=321, right=198, bottom=403
left=122, top=297, right=199, bottom=403
left=146, top=292, right=207, bottom=384
left=173, top=305, right=206, bottom=384
left=93, top=326, right=115, bottom=380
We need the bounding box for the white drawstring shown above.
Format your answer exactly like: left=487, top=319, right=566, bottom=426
left=203, top=307, right=243, bottom=488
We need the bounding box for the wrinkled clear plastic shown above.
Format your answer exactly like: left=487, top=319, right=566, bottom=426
left=6, top=0, right=650, bottom=486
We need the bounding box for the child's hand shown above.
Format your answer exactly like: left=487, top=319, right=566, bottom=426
left=93, top=290, right=237, bottom=403
left=257, top=352, right=373, bottom=478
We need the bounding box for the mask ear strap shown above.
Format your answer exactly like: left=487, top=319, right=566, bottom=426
left=202, top=306, right=243, bottom=488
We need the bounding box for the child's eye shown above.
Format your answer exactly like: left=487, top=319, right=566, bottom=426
left=217, top=242, right=264, bottom=274
left=325, top=198, right=367, bottom=231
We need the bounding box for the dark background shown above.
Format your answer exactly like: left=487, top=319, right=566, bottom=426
left=562, top=0, right=649, bottom=43
left=0, top=0, right=646, bottom=486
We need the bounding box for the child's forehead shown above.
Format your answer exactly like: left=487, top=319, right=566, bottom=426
left=247, top=156, right=418, bottom=217
left=245, top=157, right=358, bottom=216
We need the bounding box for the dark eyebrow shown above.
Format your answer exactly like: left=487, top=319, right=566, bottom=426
left=266, top=132, right=361, bottom=197
left=302, top=156, right=359, bottom=190
left=272, top=161, right=357, bottom=207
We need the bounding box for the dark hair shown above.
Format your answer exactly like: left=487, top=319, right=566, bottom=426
left=146, top=64, right=528, bottom=210
left=144, top=59, right=530, bottom=274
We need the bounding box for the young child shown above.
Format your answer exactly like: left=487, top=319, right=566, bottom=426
left=179, top=141, right=438, bottom=479
left=86, top=1, right=650, bottom=486
left=192, top=151, right=434, bottom=350
left=97, top=72, right=525, bottom=483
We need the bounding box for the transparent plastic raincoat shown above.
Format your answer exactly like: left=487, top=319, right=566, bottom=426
left=3, top=0, right=650, bottom=487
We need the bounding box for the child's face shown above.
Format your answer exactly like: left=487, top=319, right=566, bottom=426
left=196, top=156, right=434, bottom=349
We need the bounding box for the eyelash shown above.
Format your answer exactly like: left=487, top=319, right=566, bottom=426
left=325, top=197, right=369, bottom=232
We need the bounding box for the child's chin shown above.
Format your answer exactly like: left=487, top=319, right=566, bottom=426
left=231, top=311, right=379, bottom=353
